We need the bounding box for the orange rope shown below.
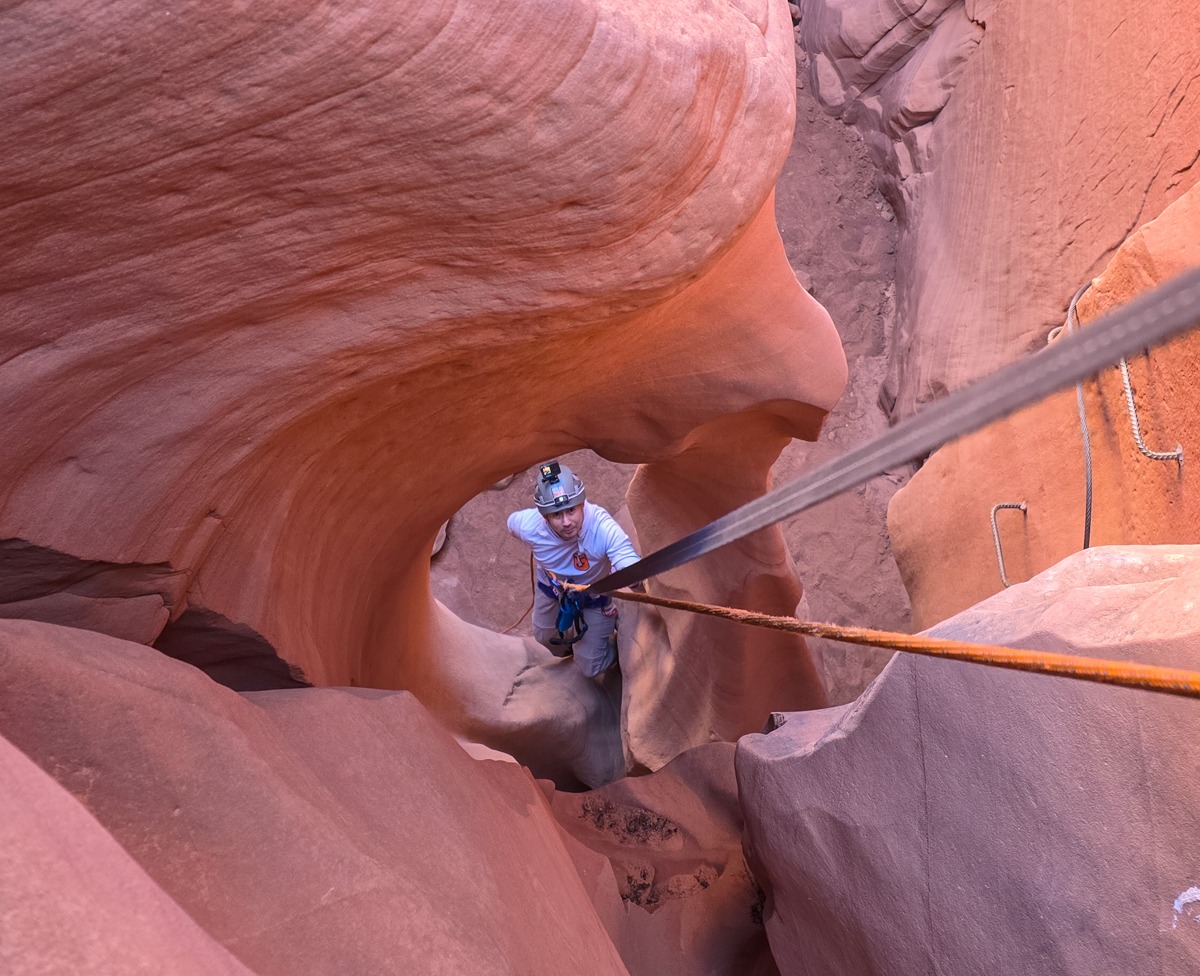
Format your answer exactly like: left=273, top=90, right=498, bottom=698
left=601, top=587, right=1200, bottom=701
left=500, top=554, right=536, bottom=635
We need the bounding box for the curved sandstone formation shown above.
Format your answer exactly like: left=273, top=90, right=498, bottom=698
left=0, top=619, right=630, bottom=976
left=738, top=545, right=1200, bottom=975
left=1, top=0, right=846, bottom=783
left=1, top=617, right=780, bottom=976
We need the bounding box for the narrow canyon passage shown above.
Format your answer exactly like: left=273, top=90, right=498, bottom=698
left=4, top=0, right=1200, bottom=974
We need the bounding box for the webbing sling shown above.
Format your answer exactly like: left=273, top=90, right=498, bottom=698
left=587, top=266, right=1200, bottom=596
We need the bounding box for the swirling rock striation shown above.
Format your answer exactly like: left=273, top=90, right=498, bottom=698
left=1, top=0, right=847, bottom=783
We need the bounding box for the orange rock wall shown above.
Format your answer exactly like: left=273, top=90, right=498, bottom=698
left=799, top=0, right=1200, bottom=418
left=890, top=183, right=1200, bottom=629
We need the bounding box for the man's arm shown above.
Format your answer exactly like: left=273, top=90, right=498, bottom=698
left=595, top=510, right=639, bottom=571
left=507, top=509, right=535, bottom=544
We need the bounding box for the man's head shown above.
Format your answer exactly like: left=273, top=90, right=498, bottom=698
left=543, top=503, right=584, bottom=540
left=534, top=460, right=587, bottom=538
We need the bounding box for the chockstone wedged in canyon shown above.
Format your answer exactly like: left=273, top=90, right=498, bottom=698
left=6, top=0, right=1200, bottom=974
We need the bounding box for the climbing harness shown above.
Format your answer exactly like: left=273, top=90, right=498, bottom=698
left=538, top=578, right=614, bottom=646
left=605, top=588, right=1200, bottom=701
left=546, top=581, right=588, bottom=646
left=587, top=266, right=1200, bottom=597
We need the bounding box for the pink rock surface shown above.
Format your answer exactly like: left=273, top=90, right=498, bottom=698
left=0, top=619, right=629, bottom=976
left=889, top=182, right=1200, bottom=629
left=738, top=545, right=1200, bottom=974
left=550, top=743, right=778, bottom=976
left=0, top=733, right=256, bottom=976
left=798, top=0, right=1200, bottom=418
left=1, top=0, right=845, bottom=783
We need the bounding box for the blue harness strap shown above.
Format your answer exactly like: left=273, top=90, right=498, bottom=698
left=537, top=581, right=611, bottom=645
left=536, top=581, right=611, bottom=610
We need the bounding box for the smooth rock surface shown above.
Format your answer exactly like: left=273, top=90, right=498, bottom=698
left=0, top=732, right=256, bottom=976
left=738, top=545, right=1200, bottom=975
left=1, top=0, right=845, bottom=784
left=0, top=619, right=629, bottom=976
left=890, top=182, right=1200, bottom=629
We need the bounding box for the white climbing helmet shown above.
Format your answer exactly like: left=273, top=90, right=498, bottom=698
left=533, top=460, right=586, bottom=515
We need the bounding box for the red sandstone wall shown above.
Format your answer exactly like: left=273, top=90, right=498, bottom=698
left=798, top=0, right=1200, bottom=419
left=0, top=0, right=845, bottom=783
left=890, top=183, right=1200, bottom=629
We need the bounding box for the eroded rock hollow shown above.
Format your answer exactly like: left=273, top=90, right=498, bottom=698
left=2, top=0, right=845, bottom=787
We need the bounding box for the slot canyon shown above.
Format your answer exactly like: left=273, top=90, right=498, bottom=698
left=2, top=0, right=1199, bottom=973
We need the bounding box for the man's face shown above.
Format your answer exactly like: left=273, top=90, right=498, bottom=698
left=545, top=503, right=584, bottom=541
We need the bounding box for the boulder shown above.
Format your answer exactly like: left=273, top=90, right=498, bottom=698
left=0, top=619, right=629, bottom=976
left=738, top=545, right=1200, bottom=974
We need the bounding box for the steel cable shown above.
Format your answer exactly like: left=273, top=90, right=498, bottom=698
left=1066, top=281, right=1095, bottom=549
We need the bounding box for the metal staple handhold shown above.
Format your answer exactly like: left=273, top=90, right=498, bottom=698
left=1118, top=356, right=1184, bottom=465
left=991, top=502, right=1028, bottom=588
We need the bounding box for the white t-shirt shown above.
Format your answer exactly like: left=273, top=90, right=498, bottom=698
left=507, top=502, right=639, bottom=586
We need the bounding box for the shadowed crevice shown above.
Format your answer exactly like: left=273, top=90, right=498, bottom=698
left=154, top=606, right=311, bottom=692
left=0, top=538, right=182, bottom=605
left=0, top=538, right=185, bottom=645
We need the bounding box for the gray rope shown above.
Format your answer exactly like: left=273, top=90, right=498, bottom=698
left=587, top=267, right=1200, bottom=596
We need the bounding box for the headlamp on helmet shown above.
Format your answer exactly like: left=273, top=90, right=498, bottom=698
left=533, top=460, right=586, bottom=515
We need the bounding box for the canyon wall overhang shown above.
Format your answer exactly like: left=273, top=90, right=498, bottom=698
left=1, top=0, right=848, bottom=782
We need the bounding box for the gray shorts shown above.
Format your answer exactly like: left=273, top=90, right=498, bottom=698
left=532, top=585, right=618, bottom=678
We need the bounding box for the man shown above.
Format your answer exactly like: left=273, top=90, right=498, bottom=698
left=507, top=461, right=639, bottom=678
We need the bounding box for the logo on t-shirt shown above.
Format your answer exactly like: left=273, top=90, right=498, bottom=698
left=572, top=552, right=590, bottom=571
